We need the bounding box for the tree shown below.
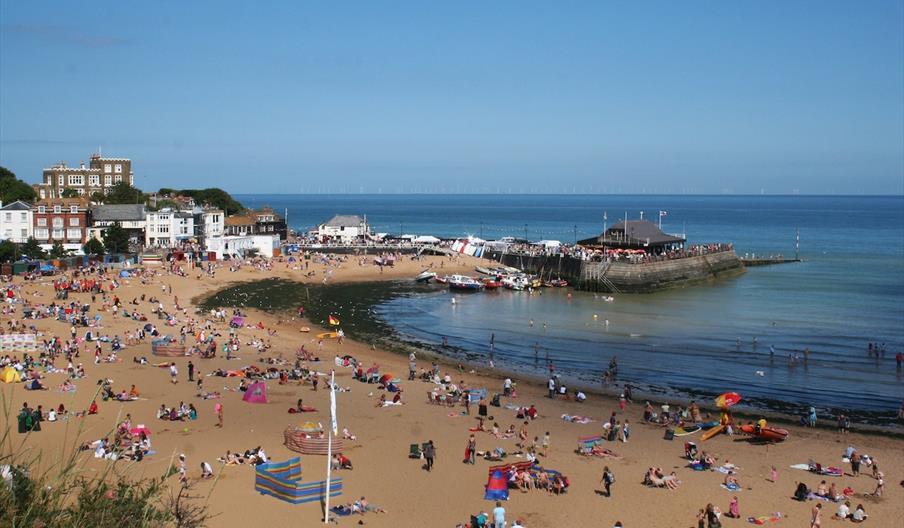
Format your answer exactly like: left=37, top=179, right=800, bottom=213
left=158, top=187, right=245, bottom=215
left=49, top=241, right=68, bottom=259
left=104, top=182, right=145, bottom=204
left=0, top=166, right=37, bottom=203
left=61, top=188, right=80, bottom=198
left=102, top=223, right=130, bottom=253
left=20, top=237, right=45, bottom=259
left=0, top=240, right=16, bottom=263
left=83, top=238, right=105, bottom=256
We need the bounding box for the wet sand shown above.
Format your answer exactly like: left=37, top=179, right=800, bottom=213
left=4, top=252, right=902, bottom=527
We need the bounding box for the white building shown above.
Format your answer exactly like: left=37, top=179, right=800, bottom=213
left=206, top=234, right=279, bottom=259
left=89, top=204, right=146, bottom=246
left=317, top=214, right=369, bottom=244
left=196, top=208, right=224, bottom=246
left=145, top=208, right=194, bottom=248
left=0, top=201, right=33, bottom=243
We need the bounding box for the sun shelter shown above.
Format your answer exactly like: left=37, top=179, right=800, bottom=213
left=1, top=366, right=22, bottom=383
left=254, top=457, right=342, bottom=505
left=242, top=381, right=268, bottom=403
left=484, top=468, right=509, bottom=501
left=230, top=316, right=245, bottom=328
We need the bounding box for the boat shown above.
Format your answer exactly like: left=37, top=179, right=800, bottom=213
left=415, top=270, right=437, bottom=283
left=448, top=275, right=483, bottom=291
left=475, top=266, right=496, bottom=276
left=502, top=276, right=528, bottom=290
left=434, top=275, right=450, bottom=284
left=545, top=278, right=568, bottom=287
left=738, top=424, right=789, bottom=442
left=482, top=278, right=502, bottom=289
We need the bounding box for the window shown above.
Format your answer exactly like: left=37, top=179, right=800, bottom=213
left=69, top=217, right=80, bottom=226
left=104, top=175, right=112, bottom=185
left=20, top=228, right=27, bottom=238
left=53, top=205, right=61, bottom=214
left=67, top=228, right=82, bottom=240
left=37, top=218, right=47, bottom=227
left=39, top=189, right=46, bottom=199
left=114, top=164, right=122, bottom=173
left=104, top=164, right=112, bottom=173
left=3, top=213, right=9, bottom=222
left=2, top=230, right=9, bottom=239
left=68, top=174, right=84, bottom=186
left=58, top=174, right=64, bottom=186
left=70, top=206, right=78, bottom=213
left=34, top=228, right=49, bottom=240
left=52, top=218, right=64, bottom=228
left=52, top=228, right=64, bottom=239
left=89, top=175, right=100, bottom=186
left=20, top=212, right=27, bottom=221
left=114, top=174, right=122, bottom=183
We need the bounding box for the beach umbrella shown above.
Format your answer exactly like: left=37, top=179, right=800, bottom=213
left=300, top=421, right=322, bottom=433
left=130, top=425, right=152, bottom=436
left=715, top=392, right=741, bottom=408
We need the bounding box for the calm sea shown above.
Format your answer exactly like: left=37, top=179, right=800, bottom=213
left=236, top=194, right=904, bottom=419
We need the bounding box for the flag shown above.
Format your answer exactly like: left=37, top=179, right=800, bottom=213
left=329, top=377, right=338, bottom=436
left=328, top=315, right=340, bottom=326
left=659, top=210, right=668, bottom=217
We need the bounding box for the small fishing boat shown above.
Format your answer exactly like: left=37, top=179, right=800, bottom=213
left=448, top=275, right=483, bottom=291
left=502, top=276, right=528, bottom=290
left=545, top=278, right=568, bottom=287
left=415, top=270, right=437, bottom=283
left=434, top=275, right=450, bottom=284
left=475, top=266, right=496, bottom=276
left=482, top=278, right=502, bottom=289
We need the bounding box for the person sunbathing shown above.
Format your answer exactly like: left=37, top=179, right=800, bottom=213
left=517, top=470, right=532, bottom=492
left=723, top=474, right=740, bottom=489
left=815, top=480, right=828, bottom=497
left=357, top=497, right=386, bottom=514
left=535, top=470, right=550, bottom=491
left=129, top=385, right=139, bottom=398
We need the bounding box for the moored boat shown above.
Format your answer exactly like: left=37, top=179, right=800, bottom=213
left=738, top=424, right=789, bottom=442
left=482, top=278, right=502, bottom=289
left=448, top=275, right=483, bottom=291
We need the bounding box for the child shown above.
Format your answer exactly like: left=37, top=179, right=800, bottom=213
left=542, top=432, right=550, bottom=456
left=770, top=465, right=778, bottom=482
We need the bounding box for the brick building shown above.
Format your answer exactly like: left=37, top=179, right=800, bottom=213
left=36, top=152, right=134, bottom=199
left=32, top=198, right=91, bottom=252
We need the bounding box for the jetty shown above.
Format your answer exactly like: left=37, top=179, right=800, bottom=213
left=485, top=220, right=745, bottom=293
left=740, top=257, right=801, bottom=267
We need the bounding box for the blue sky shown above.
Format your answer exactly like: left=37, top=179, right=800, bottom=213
left=1, top=1, right=902, bottom=194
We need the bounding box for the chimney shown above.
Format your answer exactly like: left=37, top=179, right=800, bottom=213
left=80, top=161, right=86, bottom=169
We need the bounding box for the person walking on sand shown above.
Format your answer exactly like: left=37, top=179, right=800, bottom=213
left=215, top=402, right=223, bottom=428
left=423, top=440, right=435, bottom=472
left=169, top=363, right=178, bottom=384
left=187, top=360, right=194, bottom=382
left=465, top=434, right=476, bottom=465
left=493, top=501, right=506, bottom=528
left=810, top=503, right=822, bottom=528
left=602, top=466, right=614, bottom=497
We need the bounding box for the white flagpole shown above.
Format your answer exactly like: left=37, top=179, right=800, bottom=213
left=324, top=370, right=336, bottom=524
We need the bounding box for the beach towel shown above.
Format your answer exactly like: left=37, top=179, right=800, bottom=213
left=561, top=414, right=594, bottom=424
left=721, top=483, right=741, bottom=491
left=748, top=513, right=782, bottom=524
left=806, top=493, right=832, bottom=502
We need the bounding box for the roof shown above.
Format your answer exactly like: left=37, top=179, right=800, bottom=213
left=578, top=220, right=685, bottom=247
left=34, top=198, right=90, bottom=209
left=225, top=214, right=254, bottom=226
left=0, top=200, right=33, bottom=211
left=321, top=215, right=365, bottom=228
left=91, top=204, right=146, bottom=221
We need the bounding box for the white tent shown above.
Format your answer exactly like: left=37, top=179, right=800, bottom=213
left=414, top=235, right=441, bottom=244
left=536, top=240, right=562, bottom=248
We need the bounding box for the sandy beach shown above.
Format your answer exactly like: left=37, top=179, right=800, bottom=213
left=3, top=253, right=902, bottom=527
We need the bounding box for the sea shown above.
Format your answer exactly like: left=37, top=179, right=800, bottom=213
left=233, top=194, right=904, bottom=421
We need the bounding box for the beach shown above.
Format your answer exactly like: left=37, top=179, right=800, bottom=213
left=3, top=253, right=903, bottom=527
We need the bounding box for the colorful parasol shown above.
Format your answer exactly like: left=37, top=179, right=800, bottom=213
left=715, top=392, right=741, bottom=408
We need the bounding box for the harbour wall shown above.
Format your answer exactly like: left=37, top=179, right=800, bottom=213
left=484, top=250, right=745, bottom=293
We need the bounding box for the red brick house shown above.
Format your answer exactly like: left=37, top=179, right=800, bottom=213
left=32, top=198, right=91, bottom=253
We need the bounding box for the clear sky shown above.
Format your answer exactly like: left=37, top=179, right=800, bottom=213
left=1, top=1, right=902, bottom=194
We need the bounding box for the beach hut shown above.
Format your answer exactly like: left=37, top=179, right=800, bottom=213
left=242, top=382, right=268, bottom=404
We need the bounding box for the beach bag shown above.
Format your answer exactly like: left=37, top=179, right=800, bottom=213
left=664, top=429, right=675, bottom=441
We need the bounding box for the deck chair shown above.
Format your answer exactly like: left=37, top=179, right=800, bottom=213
left=409, top=444, right=422, bottom=459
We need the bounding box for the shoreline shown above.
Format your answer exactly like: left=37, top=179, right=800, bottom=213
left=198, top=276, right=904, bottom=434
